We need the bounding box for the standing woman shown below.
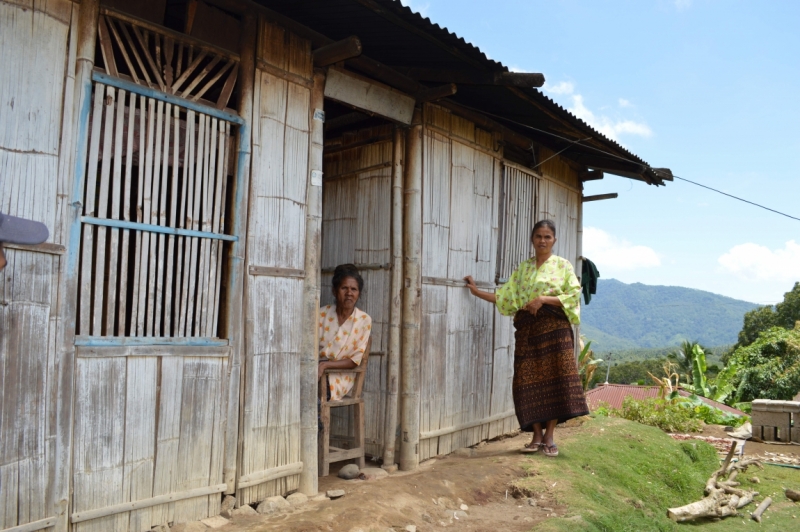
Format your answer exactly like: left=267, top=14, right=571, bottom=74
left=464, top=220, right=588, bottom=457
left=318, top=264, right=372, bottom=400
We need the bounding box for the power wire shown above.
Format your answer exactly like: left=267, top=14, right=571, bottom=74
left=456, top=102, right=800, bottom=222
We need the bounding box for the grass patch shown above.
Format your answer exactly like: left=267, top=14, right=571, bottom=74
left=513, top=416, right=800, bottom=531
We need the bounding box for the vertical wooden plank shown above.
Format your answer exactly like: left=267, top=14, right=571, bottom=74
left=151, top=357, right=183, bottom=525
left=134, top=96, right=156, bottom=336
left=152, top=102, right=172, bottom=336
left=122, top=357, right=157, bottom=532
left=72, top=358, right=127, bottom=532
left=184, top=114, right=206, bottom=336
left=146, top=99, right=166, bottom=336
left=177, top=111, right=197, bottom=336
left=79, top=85, right=106, bottom=335
left=129, top=94, right=146, bottom=333
left=106, top=87, right=127, bottom=335
left=163, top=105, right=181, bottom=336
left=173, top=358, right=222, bottom=523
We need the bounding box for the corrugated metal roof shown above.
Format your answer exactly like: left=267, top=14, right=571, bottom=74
left=256, top=0, right=669, bottom=185
left=586, top=384, right=746, bottom=416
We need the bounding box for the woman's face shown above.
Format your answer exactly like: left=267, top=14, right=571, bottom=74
left=532, top=226, right=556, bottom=256
left=334, top=277, right=360, bottom=311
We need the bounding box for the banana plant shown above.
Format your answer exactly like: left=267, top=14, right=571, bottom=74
left=578, top=339, right=603, bottom=391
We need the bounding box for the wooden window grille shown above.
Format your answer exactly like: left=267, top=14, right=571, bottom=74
left=75, top=8, right=243, bottom=340
left=96, top=7, right=240, bottom=111
left=496, top=165, right=539, bottom=282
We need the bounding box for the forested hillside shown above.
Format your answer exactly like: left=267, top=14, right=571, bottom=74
left=581, top=279, right=759, bottom=352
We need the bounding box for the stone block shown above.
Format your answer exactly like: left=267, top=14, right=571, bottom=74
left=752, top=410, right=790, bottom=430
left=256, top=495, right=290, bottom=515
left=286, top=492, right=308, bottom=506
left=200, top=516, right=228, bottom=529
left=220, top=495, right=236, bottom=513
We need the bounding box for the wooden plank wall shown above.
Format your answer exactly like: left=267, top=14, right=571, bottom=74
left=321, top=124, right=394, bottom=459
left=0, top=1, right=73, bottom=530
left=419, top=104, right=515, bottom=461
left=238, top=17, right=312, bottom=504
left=537, top=147, right=580, bottom=268
left=71, top=349, right=228, bottom=531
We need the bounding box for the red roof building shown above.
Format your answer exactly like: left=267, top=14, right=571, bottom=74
left=585, top=384, right=746, bottom=416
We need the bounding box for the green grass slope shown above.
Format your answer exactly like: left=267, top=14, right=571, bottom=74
left=516, top=416, right=800, bottom=531
left=581, top=279, right=759, bottom=353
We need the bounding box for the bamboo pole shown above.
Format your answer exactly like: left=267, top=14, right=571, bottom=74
left=400, top=108, right=423, bottom=471
left=56, top=1, right=100, bottom=530
left=382, top=126, right=405, bottom=470
left=299, top=69, right=326, bottom=495
left=223, top=12, right=256, bottom=493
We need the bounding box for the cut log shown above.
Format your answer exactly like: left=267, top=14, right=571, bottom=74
left=667, top=458, right=762, bottom=522
left=750, top=497, right=772, bottom=523
left=786, top=488, right=800, bottom=502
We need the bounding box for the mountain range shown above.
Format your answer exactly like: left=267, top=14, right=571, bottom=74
left=580, top=279, right=761, bottom=353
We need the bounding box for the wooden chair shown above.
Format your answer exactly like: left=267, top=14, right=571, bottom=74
left=318, top=338, right=372, bottom=476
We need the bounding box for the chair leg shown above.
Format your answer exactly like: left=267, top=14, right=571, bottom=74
left=319, top=403, right=330, bottom=477
left=354, top=401, right=365, bottom=469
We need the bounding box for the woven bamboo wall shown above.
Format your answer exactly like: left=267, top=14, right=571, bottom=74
left=0, top=2, right=73, bottom=530
left=418, top=104, right=517, bottom=461
left=237, top=17, right=312, bottom=504
left=321, top=124, right=394, bottom=459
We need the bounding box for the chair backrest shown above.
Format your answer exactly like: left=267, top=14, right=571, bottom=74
left=351, top=337, right=372, bottom=400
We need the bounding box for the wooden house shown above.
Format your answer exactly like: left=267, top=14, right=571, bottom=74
left=0, top=1, right=671, bottom=530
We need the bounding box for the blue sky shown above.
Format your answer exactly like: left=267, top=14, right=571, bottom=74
left=400, top=0, right=800, bottom=304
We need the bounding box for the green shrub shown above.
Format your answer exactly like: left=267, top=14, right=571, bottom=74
left=614, top=396, right=702, bottom=433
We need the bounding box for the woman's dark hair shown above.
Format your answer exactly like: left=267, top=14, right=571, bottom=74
left=332, top=263, right=364, bottom=292
left=531, top=219, right=557, bottom=240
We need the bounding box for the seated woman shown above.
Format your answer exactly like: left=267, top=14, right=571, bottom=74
left=318, top=264, right=372, bottom=400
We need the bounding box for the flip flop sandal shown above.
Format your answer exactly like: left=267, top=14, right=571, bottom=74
left=521, top=443, right=542, bottom=454
left=543, top=444, right=559, bottom=457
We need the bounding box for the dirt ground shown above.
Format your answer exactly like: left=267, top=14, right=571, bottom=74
left=223, top=428, right=576, bottom=532
left=215, top=422, right=800, bottom=532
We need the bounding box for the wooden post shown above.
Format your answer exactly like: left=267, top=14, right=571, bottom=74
left=382, top=126, right=405, bottom=470
left=400, top=108, right=423, bottom=471
left=299, top=70, right=326, bottom=495
left=223, top=12, right=256, bottom=493
left=56, top=1, right=100, bottom=530
left=575, top=190, right=583, bottom=360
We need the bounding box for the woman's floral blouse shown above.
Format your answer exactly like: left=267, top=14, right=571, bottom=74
left=318, top=304, right=372, bottom=400
left=495, top=255, right=581, bottom=325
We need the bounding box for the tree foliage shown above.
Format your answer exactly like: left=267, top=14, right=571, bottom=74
left=727, top=324, right=800, bottom=402
left=736, top=282, right=800, bottom=348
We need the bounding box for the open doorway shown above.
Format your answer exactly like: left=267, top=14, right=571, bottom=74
left=320, top=99, right=398, bottom=463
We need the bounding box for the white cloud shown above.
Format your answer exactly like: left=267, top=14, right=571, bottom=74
left=618, top=98, right=632, bottom=108
left=569, top=95, right=652, bottom=141
left=583, top=227, right=661, bottom=270
left=674, top=0, right=693, bottom=11
left=543, top=81, right=575, bottom=95
left=718, top=240, right=800, bottom=282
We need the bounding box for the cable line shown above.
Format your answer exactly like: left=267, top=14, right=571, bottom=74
left=456, top=102, right=800, bottom=222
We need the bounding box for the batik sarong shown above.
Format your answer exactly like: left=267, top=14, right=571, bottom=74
left=512, top=304, right=589, bottom=431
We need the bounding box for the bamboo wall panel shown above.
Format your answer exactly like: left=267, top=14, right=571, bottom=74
left=537, top=178, right=579, bottom=268
left=72, top=352, right=228, bottom=531
left=321, top=126, right=393, bottom=458
left=77, top=83, right=234, bottom=338
left=419, top=104, right=512, bottom=460
left=238, top=18, right=311, bottom=503
left=0, top=2, right=71, bottom=530
left=539, top=146, right=580, bottom=190
left=497, top=165, right=538, bottom=280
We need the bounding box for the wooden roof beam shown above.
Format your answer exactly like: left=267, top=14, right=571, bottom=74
left=583, top=193, right=618, bottom=202
left=579, top=169, right=604, bottom=182
left=313, top=36, right=362, bottom=66
left=403, top=68, right=545, bottom=88
left=414, top=83, right=457, bottom=102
